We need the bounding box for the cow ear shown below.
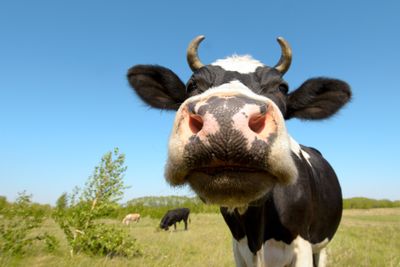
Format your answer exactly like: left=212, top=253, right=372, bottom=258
left=127, top=65, right=189, bottom=110
left=285, top=78, right=352, bottom=120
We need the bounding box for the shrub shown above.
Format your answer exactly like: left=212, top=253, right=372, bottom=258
left=0, top=191, right=58, bottom=255
left=53, top=148, right=141, bottom=257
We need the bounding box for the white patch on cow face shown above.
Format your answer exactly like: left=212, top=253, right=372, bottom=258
left=212, top=55, right=264, bottom=74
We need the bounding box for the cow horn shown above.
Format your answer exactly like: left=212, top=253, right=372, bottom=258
left=274, top=37, right=292, bottom=75
left=187, top=35, right=205, bottom=71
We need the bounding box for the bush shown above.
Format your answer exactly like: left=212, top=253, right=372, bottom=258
left=53, top=148, right=141, bottom=257
left=71, top=223, right=140, bottom=257
left=0, top=192, right=58, bottom=255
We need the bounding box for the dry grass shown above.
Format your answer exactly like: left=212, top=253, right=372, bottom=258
left=1, top=209, right=399, bottom=267
left=327, top=208, right=400, bottom=267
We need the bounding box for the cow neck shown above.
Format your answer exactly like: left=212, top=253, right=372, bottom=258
left=220, top=194, right=294, bottom=254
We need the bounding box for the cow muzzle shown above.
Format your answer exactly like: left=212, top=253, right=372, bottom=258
left=165, top=88, right=297, bottom=207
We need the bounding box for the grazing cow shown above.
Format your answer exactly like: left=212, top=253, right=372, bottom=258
left=122, top=213, right=141, bottom=225
left=160, top=208, right=190, bottom=231
left=127, top=36, right=351, bottom=267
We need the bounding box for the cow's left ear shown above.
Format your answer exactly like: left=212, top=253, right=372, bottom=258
left=285, top=78, right=352, bottom=120
left=127, top=65, right=189, bottom=110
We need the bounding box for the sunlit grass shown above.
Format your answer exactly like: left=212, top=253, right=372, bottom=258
left=327, top=208, right=400, bottom=267
left=1, top=209, right=399, bottom=267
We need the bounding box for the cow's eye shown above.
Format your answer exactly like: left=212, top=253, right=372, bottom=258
left=278, top=84, right=288, bottom=94
left=187, top=80, right=198, bottom=94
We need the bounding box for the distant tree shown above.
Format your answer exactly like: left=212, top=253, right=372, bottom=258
left=53, top=148, right=141, bottom=257
left=0, top=195, right=8, bottom=212
left=343, top=197, right=400, bottom=209
left=56, top=192, right=68, bottom=211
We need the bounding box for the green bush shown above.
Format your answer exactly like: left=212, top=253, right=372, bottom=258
left=53, top=148, right=141, bottom=257
left=71, top=223, right=140, bottom=257
left=0, top=192, right=58, bottom=255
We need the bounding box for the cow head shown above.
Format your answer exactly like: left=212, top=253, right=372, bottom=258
left=128, top=36, right=351, bottom=209
left=160, top=222, right=169, bottom=231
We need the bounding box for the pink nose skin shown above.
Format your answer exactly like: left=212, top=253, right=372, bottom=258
left=188, top=110, right=266, bottom=135
left=188, top=114, right=204, bottom=134
left=184, top=98, right=276, bottom=147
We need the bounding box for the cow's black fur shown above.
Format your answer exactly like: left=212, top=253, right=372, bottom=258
left=220, top=146, right=342, bottom=253
left=160, top=208, right=190, bottom=231
left=127, top=65, right=351, bottom=120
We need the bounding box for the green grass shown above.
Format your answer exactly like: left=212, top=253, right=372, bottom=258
left=327, top=208, right=400, bottom=267
left=1, top=209, right=400, bottom=267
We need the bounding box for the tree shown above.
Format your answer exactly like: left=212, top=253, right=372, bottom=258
left=53, top=148, right=141, bottom=257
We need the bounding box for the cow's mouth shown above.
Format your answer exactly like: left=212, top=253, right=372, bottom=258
left=192, top=166, right=266, bottom=175
left=186, top=165, right=277, bottom=207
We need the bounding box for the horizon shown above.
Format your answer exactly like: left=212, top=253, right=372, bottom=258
left=2, top=193, right=399, bottom=207
left=1, top=1, right=399, bottom=204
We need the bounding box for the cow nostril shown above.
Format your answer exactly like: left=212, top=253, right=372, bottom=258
left=249, top=114, right=266, bottom=134
left=189, top=114, right=204, bottom=134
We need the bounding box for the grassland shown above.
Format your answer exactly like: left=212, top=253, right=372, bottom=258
left=327, top=208, right=400, bottom=267
left=1, top=209, right=399, bottom=267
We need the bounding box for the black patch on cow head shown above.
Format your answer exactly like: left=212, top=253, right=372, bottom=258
left=127, top=65, right=189, bottom=110
left=187, top=65, right=289, bottom=114
left=127, top=64, right=351, bottom=121
left=285, top=78, right=352, bottom=120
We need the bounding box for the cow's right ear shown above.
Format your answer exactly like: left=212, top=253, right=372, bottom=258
left=127, top=65, right=189, bottom=110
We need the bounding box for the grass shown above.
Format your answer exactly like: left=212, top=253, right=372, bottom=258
left=1, top=209, right=399, bottom=267
left=327, top=208, right=400, bottom=267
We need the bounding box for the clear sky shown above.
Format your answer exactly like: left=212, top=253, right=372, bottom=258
left=1, top=1, right=399, bottom=204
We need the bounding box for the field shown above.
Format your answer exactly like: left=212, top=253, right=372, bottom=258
left=1, top=208, right=399, bottom=267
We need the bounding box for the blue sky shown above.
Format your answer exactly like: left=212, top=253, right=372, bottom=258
left=1, top=1, right=399, bottom=204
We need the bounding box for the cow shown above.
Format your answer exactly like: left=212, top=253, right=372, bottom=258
left=160, top=208, right=190, bottom=231
left=122, top=213, right=141, bottom=225
left=127, top=36, right=351, bottom=267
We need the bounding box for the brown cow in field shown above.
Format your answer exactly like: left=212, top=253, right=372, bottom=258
left=122, top=213, right=141, bottom=225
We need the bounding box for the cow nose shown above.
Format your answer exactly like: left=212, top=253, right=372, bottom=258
left=189, top=113, right=204, bottom=134
left=248, top=112, right=266, bottom=134
left=187, top=101, right=268, bottom=135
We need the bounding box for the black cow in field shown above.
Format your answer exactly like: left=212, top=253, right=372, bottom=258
left=160, top=208, right=190, bottom=231
left=127, top=36, right=351, bottom=267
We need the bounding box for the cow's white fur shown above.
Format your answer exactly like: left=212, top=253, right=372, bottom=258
left=212, top=55, right=264, bottom=74
left=314, top=248, right=327, bottom=267
left=290, top=137, right=312, bottom=167
left=233, top=235, right=328, bottom=267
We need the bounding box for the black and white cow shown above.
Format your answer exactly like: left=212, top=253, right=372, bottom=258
left=160, top=208, right=190, bottom=231
left=127, top=36, right=351, bottom=267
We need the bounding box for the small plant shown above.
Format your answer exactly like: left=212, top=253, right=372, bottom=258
left=0, top=191, right=58, bottom=255
left=53, top=148, right=141, bottom=257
